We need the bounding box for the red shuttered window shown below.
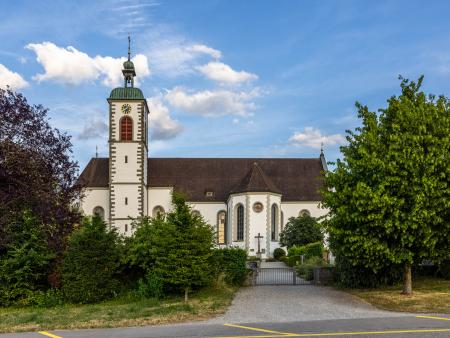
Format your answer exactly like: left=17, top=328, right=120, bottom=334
left=120, top=116, right=133, bottom=141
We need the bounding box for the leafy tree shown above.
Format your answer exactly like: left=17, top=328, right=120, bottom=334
left=322, top=76, right=450, bottom=294
left=279, top=215, right=323, bottom=248
left=62, top=216, right=121, bottom=303
left=128, top=194, right=215, bottom=301
left=0, top=88, right=81, bottom=258
left=0, top=211, right=54, bottom=306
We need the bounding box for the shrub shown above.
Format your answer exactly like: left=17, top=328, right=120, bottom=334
left=137, top=271, right=164, bottom=299
left=273, top=248, right=286, bottom=260
left=211, top=247, right=248, bottom=286
left=333, top=254, right=403, bottom=288
left=62, top=216, right=121, bottom=304
left=296, top=256, right=326, bottom=281
left=287, top=241, right=323, bottom=266
left=279, top=215, right=323, bottom=248
left=0, top=211, right=54, bottom=306
left=19, top=288, right=64, bottom=308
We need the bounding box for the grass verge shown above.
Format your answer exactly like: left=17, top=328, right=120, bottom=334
left=0, top=286, right=236, bottom=333
left=349, top=277, right=450, bottom=313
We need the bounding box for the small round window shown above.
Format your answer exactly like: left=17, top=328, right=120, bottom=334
left=253, top=202, right=264, bottom=213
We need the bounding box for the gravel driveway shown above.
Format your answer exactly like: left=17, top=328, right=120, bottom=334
left=209, top=285, right=410, bottom=323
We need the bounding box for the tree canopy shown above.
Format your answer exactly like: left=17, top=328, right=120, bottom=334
left=322, top=76, right=450, bottom=294
left=127, top=194, right=216, bottom=301
left=0, top=89, right=81, bottom=255
left=279, top=215, right=323, bottom=248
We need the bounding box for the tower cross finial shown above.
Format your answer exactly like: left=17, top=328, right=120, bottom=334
left=128, top=34, right=131, bottom=61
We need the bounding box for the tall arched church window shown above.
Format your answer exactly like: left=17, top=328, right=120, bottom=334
left=299, top=209, right=310, bottom=217
left=217, top=210, right=226, bottom=244
left=271, top=204, right=279, bottom=241
left=152, top=205, right=165, bottom=218
left=236, top=204, right=244, bottom=241
left=120, top=116, right=133, bottom=141
left=93, top=206, right=105, bottom=220
left=280, top=211, right=284, bottom=232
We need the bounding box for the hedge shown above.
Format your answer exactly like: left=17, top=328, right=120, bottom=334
left=287, top=241, right=323, bottom=266
left=211, top=247, right=248, bottom=285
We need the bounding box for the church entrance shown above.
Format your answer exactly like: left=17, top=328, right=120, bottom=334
left=253, top=261, right=311, bottom=285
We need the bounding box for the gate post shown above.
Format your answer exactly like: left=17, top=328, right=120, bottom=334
left=292, top=267, right=296, bottom=285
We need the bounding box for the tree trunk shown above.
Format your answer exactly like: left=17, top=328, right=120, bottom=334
left=184, top=288, right=189, bottom=303
left=402, top=264, right=412, bottom=295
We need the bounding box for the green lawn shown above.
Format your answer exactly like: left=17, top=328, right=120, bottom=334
left=349, top=277, right=450, bottom=313
left=0, top=286, right=236, bottom=333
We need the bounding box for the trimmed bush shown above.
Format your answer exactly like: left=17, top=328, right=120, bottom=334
left=287, top=241, right=323, bottom=266
left=279, top=215, right=323, bottom=248
left=296, top=256, right=326, bottom=281
left=273, top=248, right=286, bottom=260
left=62, top=216, right=121, bottom=304
left=211, top=247, right=248, bottom=285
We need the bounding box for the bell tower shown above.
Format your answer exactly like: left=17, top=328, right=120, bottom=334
left=107, top=36, right=149, bottom=233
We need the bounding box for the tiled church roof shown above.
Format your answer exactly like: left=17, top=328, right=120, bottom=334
left=230, top=162, right=282, bottom=194
left=78, top=157, right=325, bottom=202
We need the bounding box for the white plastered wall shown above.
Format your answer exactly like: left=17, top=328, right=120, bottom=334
left=280, top=201, right=327, bottom=225
left=188, top=202, right=227, bottom=240
left=80, top=188, right=109, bottom=219
left=148, top=187, right=173, bottom=216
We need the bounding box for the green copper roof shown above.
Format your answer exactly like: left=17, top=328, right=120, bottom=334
left=123, top=60, right=135, bottom=70
left=109, top=87, right=144, bottom=100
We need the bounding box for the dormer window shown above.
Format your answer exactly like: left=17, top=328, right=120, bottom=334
left=205, top=191, right=214, bottom=198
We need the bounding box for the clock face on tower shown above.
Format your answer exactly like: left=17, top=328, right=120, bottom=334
left=121, top=103, right=131, bottom=114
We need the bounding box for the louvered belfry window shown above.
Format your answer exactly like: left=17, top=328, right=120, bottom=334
left=120, top=116, right=133, bottom=141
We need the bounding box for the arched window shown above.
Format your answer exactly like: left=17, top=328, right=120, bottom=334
left=217, top=210, right=226, bottom=244
left=271, top=204, right=278, bottom=241
left=120, top=116, right=133, bottom=141
left=93, top=206, right=104, bottom=220
left=299, top=209, right=311, bottom=217
left=280, top=211, right=284, bottom=232
left=152, top=205, right=165, bottom=218
left=236, top=204, right=244, bottom=241
left=192, top=210, right=201, bottom=217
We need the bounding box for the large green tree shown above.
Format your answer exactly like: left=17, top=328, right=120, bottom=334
left=62, top=216, right=121, bottom=304
left=322, top=77, right=450, bottom=294
left=279, top=215, right=323, bottom=248
left=128, top=194, right=215, bottom=301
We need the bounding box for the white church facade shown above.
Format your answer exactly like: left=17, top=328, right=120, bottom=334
left=78, top=50, right=328, bottom=258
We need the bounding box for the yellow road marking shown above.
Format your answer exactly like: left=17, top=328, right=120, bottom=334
left=224, top=323, right=297, bottom=335
left=38, top=332, right=62, bottom=338
left=215, top=327, right=450, bottom=338
left=416, top=315, right=450, bottom=321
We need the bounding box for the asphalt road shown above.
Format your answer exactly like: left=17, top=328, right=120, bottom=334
left=1, top=315, right=450, bottom=338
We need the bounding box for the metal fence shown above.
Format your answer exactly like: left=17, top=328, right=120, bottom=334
left=253, top=267, right=311, bottom=285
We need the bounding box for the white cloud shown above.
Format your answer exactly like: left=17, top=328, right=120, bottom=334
left=147, top=96, right=183, bottom=140
left=165, top=86, right=260, bottom=117
left=26, top=42, right=150, bottom=87
left=289, top=127, right=345, bottom=149
left=187, top=44, right=222, bottom=59
left=0, top=64, right=28, bottom=90
left=196, top=61, right=257, bottom=84
left=143, top=29, right=223, bottom=77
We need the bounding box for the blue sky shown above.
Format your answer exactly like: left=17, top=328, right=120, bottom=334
left=2, top=0, right=450, bottom=171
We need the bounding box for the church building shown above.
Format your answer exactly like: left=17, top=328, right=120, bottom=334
left=78, top=48, right=328, bottom=258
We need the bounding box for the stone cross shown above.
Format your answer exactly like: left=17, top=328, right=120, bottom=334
left=255, top=232, right=264, bottom=256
